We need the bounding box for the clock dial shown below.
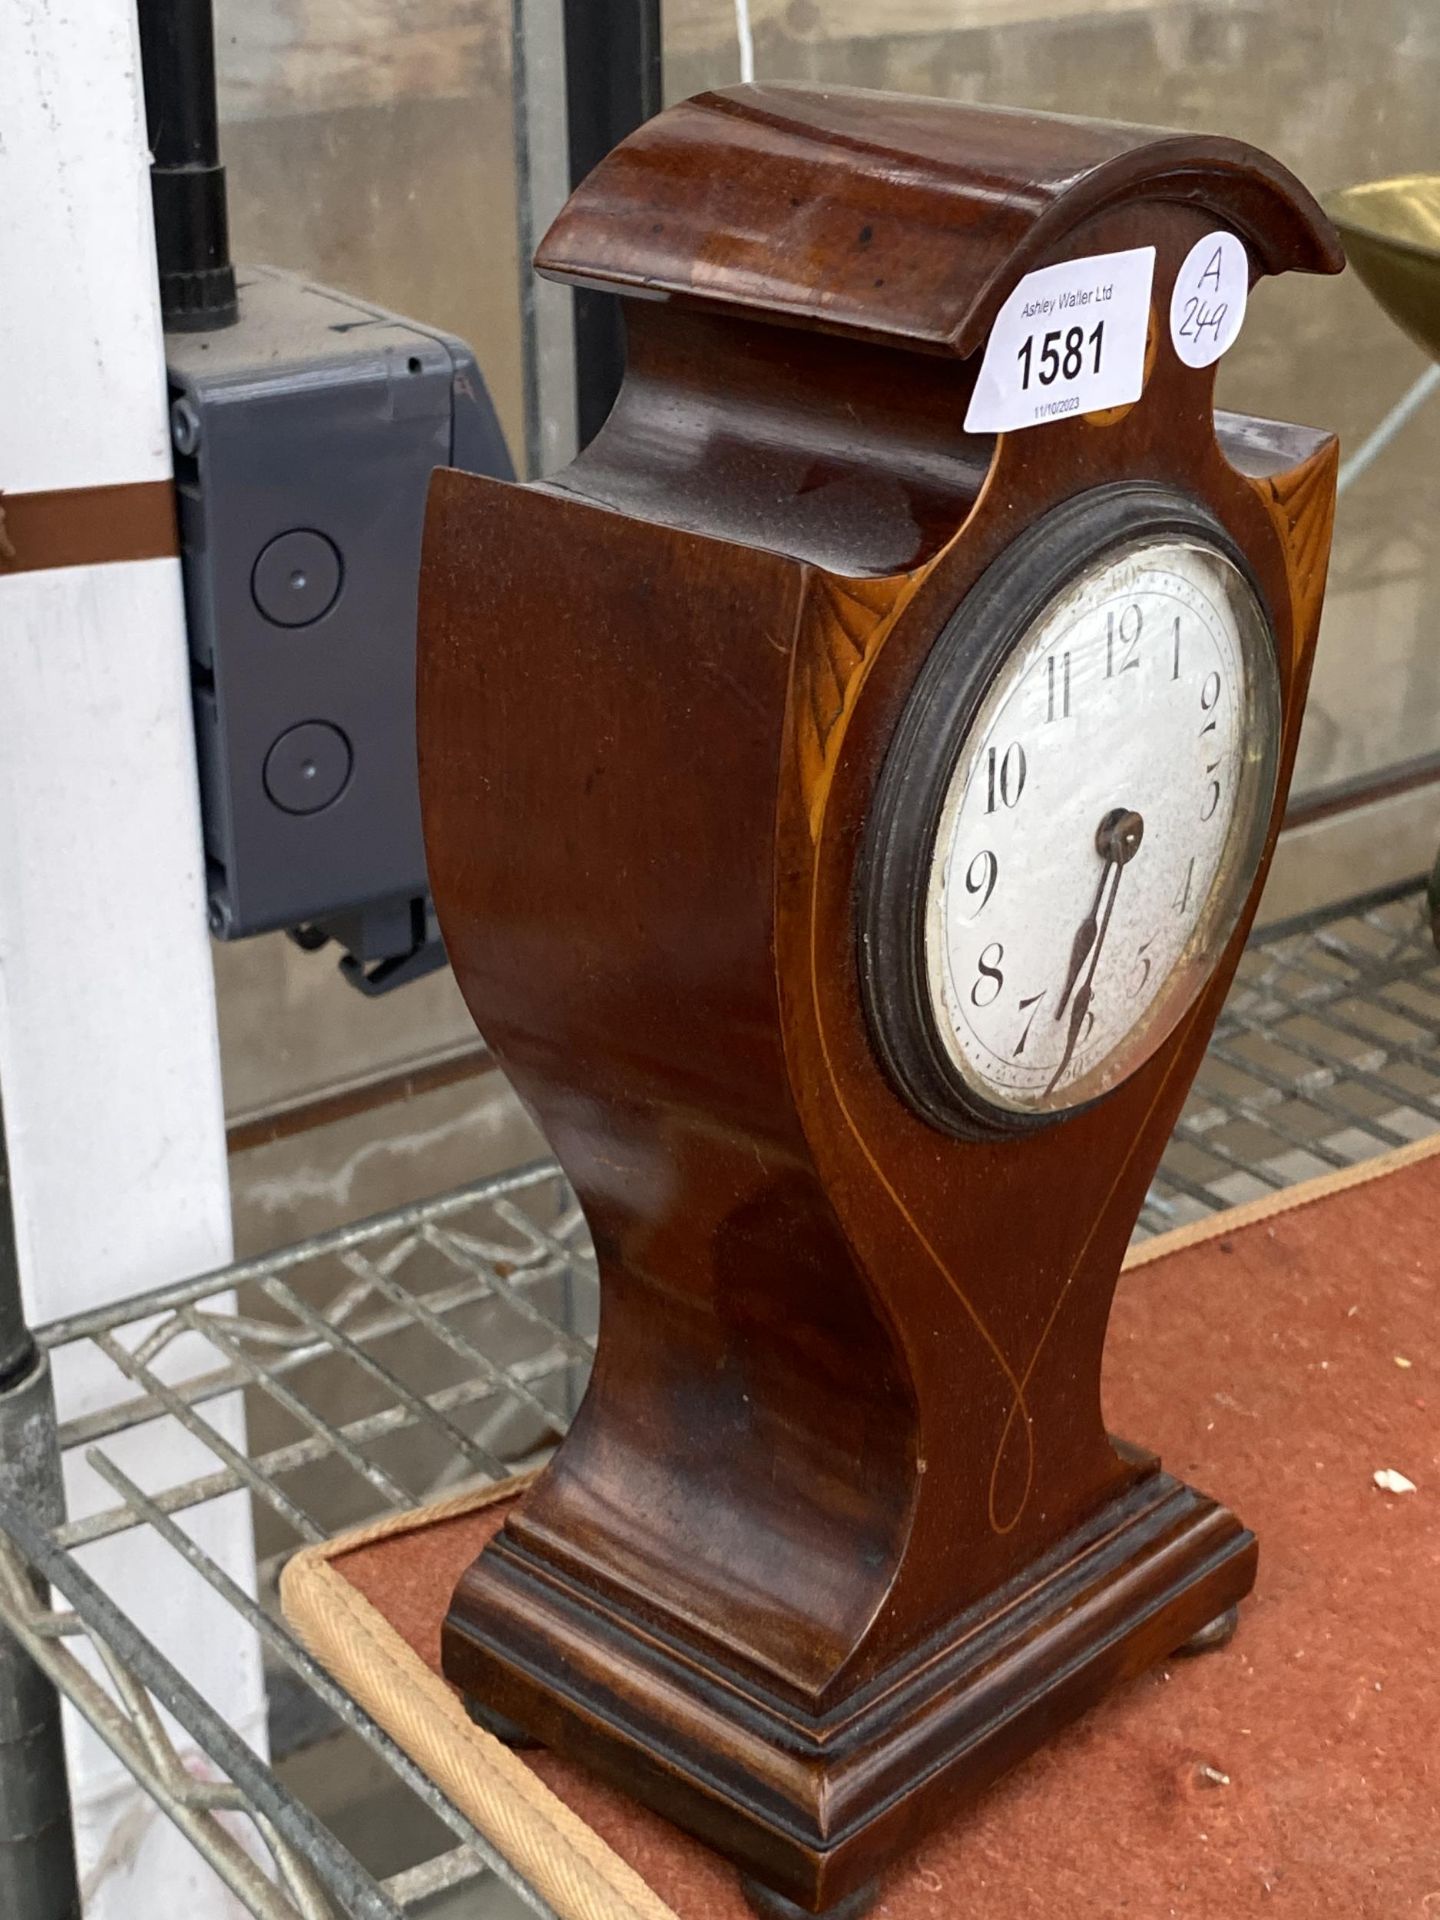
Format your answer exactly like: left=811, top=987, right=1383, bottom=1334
left=921, top=533, right=1278, bottom=1115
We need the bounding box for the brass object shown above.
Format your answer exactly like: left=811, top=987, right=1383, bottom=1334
left=1326, top=175, right=1440, bottom=362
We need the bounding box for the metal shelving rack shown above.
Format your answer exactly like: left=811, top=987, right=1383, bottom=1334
left=0, top=882, right=1437, bottom=1920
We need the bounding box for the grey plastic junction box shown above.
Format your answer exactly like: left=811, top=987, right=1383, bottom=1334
left=168, top=264, right=512, bottom=966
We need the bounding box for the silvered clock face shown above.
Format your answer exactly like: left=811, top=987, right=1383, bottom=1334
left=921, top=532, right=1279, bottom=1115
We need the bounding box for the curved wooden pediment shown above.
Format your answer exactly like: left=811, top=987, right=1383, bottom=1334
left=537, top=83, right=1343, bottom=357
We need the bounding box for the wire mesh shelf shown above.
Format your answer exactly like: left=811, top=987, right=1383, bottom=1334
left=1142, top=881, right=1440, bottom=1233
left=0, top=883, right=1436, bottom=1918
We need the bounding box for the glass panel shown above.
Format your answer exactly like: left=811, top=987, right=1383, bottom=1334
left=209, top=3, right=523, bottom=1139
left=216, top=0, right=524, bottom=461
left=668, top=2, right=1440, bottom=800
left=208, top=2, right=1439, bottom=1150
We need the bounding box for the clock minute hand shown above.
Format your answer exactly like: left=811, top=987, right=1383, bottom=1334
left=1047, top=863, right=1121, bottom=1094
left=1046, top=808, right=1145, bottom=1097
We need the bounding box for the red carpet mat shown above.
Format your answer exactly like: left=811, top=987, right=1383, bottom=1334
left=284, top=1140, right=1440, bottom=1919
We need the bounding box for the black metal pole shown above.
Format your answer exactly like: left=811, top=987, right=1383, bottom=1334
left=0, top=1092, right=34, bottom=1394
left=137, top=0, right=238, bottom=330
left=562, top=0, right=663, bottom=446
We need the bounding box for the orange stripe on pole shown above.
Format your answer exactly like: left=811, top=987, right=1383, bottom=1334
left=0, top=480, right=177, bottom=575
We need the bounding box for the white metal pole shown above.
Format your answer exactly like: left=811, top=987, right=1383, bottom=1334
left=0, top=5, right=266, bottom=1915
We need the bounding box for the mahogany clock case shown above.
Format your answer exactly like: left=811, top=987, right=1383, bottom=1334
left=421, top=86, right=1344, bottom=1919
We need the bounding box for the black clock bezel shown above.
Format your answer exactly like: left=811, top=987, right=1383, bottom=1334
left=856, top=481, right=1280, bottom=1142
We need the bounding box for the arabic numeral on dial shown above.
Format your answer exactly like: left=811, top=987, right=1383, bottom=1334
left=1130, top=936, right=1155, bottom=998
left=1045, top=651, right=1072, bottom=722
left=964, top=848, right=998, bottom=915
left=1173, top=857, right=1195, bottom=915
left=1012, top=991, right=1045, bottom=1057
left=985, top=742, right=1027, bottom=813
left=972, top=943, right=1005, bottom=1008
left=1105, top=603, right=1142, bottom=677
left=1196, top=668, right=1224, bottom=816
left=1198, top=672, right=1224, bottom=819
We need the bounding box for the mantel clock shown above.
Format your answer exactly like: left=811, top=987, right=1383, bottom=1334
left=420, top=86, right=1343, bottom=1919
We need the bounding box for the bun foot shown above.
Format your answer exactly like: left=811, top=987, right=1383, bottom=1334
left=1177, top=1603, right=1240, bottom=1657
left=462, top=1695, right=544, bottom=1750
left=740, top=1877, right=880, bottom=1920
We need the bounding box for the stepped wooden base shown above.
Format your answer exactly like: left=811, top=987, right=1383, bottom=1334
left=740, top=1875, right=880, bottom=1920
left=442, top=1467, right=1256, bottom=1913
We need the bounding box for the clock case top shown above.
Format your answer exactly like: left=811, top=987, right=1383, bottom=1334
left=421, top=87, right=1343, bottom=1913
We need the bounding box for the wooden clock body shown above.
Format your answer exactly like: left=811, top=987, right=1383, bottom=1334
left=420, top=88, right=1343, bottom=1916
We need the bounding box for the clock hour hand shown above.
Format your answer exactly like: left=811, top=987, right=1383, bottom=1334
left=1053, top=809, right=1143, bottom=1020
left=1053, top=858, right=1114, bottom=1023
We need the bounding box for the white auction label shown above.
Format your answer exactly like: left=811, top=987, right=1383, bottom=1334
left=963, top=246, right=1155, bottom=435
left=1169, top=230, right=1248, bottom=367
